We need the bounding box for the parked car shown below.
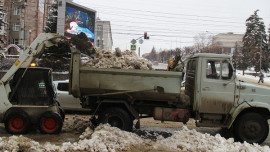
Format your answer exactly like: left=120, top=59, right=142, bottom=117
left=53, top=80, right=89, bottom=112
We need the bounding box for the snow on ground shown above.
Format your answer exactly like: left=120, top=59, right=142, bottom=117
left=62, top=115, right=92, bottom=133
left=236, top=69, right=270, bottom=82
left=0, top=124, right=270, bottom=152
left=154, top=126, right=270, bottom=152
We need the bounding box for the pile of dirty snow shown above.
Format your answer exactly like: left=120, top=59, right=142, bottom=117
left=62, top=115, right=92, bottom=133
left=0, top=125, right=269, bottom=152
left=0, top=135, right=42, bottom=152
left=154, top=126, right=270, bottom=152
left=84, top=47, right=153, bottom=70
left=44, top=124, right=144, bottom=152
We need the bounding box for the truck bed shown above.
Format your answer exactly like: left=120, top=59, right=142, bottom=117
left=71, top=66, right=183, bottom=103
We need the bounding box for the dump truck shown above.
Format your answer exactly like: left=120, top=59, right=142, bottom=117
left=3, top=33, right=270, bottom=144
left=69, top=43, right=270, bottom=144
left=0, top=34, right=65, bottom=134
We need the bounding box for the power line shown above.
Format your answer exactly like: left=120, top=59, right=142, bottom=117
left=77, top=1, right=268, bottom=20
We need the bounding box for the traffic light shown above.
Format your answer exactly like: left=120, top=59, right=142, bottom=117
left=144, top=32, right=149, bottom=39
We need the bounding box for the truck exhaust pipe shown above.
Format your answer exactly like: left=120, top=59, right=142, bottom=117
left=153, top=107, right=189, bottom=124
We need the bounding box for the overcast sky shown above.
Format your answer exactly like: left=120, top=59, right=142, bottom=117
left=73, top=0, right=270, bottom=55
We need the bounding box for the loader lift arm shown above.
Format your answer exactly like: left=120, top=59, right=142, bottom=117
left=1, top=33, right=64, bottom=83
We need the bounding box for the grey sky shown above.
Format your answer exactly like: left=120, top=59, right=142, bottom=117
left=73, top=0, right=270, bottom=55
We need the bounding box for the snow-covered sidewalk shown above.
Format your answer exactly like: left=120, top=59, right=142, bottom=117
left=236, top=70, right=270, bottom=87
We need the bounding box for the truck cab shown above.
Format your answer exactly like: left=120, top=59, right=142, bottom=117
left=186, top=53, right=270, bottom=144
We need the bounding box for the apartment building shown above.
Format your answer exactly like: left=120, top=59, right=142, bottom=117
left=212, top=32, right=244, bottom=55
left=95, top=17, right=113, bottom=50
left=3, top=0, right=52, bottom=49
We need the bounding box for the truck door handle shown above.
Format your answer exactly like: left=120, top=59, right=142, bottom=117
left=202, top=87, right=210, bottom=91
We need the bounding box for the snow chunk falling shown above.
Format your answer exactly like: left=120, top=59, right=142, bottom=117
left=154, top=126, right=270, bottom=152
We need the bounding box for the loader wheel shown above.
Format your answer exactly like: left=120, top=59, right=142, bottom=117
left=5, top=110, right=30, bottom=134
left=39, top=112, right=63, bottom=134
left=59, top=107, right=65, bottom=122
left=233, top=112, right=269, bottom=144
left=99, top=107, right=133, bottom=131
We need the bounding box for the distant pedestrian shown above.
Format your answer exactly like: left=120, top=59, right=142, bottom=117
left=258, top=72, right=264, bottom=83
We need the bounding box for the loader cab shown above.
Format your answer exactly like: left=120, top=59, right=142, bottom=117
left=9, top=67, right=55, bottom=105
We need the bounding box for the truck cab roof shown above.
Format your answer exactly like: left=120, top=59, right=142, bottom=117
left=191, top=53, right=231, bottom=59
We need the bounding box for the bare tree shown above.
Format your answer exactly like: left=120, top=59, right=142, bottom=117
left=193, top=33, right=212, bottom=53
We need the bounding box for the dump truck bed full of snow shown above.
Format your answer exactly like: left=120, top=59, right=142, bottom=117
left=76, top=66, right=182, bottom=103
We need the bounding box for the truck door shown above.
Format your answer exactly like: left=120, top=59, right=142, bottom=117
left=199, top=59, right=235, bottom=114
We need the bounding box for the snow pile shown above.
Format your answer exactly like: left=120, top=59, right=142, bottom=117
left=84, top=47, right=153, bottom=70
left=154, top=126, right=270, bottom=152
left=62, top=115, right=92, bottom=133
left=0, top=135, right=42, bottom=152
left=44, top=124, right=144, bottom=152
left=0, top=125, right=269, bottom=152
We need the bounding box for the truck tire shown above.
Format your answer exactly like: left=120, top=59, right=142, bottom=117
left=99, top=107, right=133, bottom=131
left=233, top=112, right=269, bottom=144
left=39, top=112, right=63, bottom=134
left=4, top=110, right=30, bottom=134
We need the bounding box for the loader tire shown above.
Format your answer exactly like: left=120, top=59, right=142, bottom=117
left=5, top=110, right=30, bottom=134
left=39, top=112, right=63, bottom=134
left=233, top=112, right=269, bottom=144
left=59, top=107, right=65, bottom=122
left=99, top=107, right=133, bottom=131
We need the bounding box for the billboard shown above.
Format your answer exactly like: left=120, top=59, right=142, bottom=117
left=64, top=2, right=96, bottom=42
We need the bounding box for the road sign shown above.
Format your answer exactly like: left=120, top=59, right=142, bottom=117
left=130, top=44, right=136, bottom=51
left=139, top=39, right=144, bottom=44
left=131, top=39, right=137, bottom=44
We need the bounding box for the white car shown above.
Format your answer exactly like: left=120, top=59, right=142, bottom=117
left=53, top=80, right=89, bottom=111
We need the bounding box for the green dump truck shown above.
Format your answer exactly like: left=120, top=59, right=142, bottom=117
left=69, top=46, right=270, bottom=144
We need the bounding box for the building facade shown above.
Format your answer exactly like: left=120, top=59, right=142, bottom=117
left=212, top=32, right=244, bottom=55
left=2, top=0, right=112, bottom=51
left=95, top=18, right=113, bottom=50
left=3, top=0, right=52, bottom=49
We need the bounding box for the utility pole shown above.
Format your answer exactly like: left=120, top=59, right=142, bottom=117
left=260, top=32, right=263, bottom=72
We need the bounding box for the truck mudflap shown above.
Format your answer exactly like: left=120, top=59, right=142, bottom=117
left=153, top=107, right=189, bottom=123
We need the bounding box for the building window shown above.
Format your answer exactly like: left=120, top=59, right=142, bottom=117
left=97, top=25, right=103, bottom=31
left=13, top=39, right=18, bottom=45
left=13, top=23, right=20, bottom=31
left=14, top=7, right=20, bottom=15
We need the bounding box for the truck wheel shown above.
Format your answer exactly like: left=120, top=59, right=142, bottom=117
left=99, top=107, right=133, bottom=131
left=233, top=112, right=269, bottom=144
left=39, top=112, right=63, bottom=134
left=4, top=110, right=30, bottom=134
